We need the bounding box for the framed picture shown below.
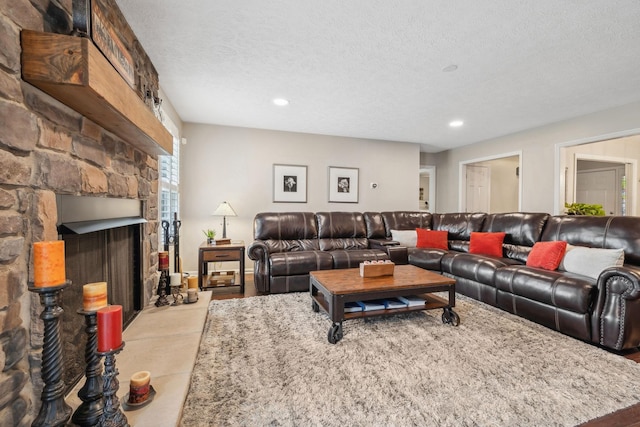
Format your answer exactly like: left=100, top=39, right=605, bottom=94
left=273, top=164, right=307, bottom=203
left=328, top=166, right=359, bottom=203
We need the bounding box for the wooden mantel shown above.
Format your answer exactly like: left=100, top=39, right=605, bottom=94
left=21, top=30, right=172, bottom=156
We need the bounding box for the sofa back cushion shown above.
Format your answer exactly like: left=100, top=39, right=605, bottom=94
left=316, top=212, right=368, bottom=250
left=432, top=213, right=486, bottom=252
left=483, top=212, right=550, bottom=262
left=253, top=212, right=319, bottom=253
left=541, top=215, right=640, bottom=267
left=380, top=211, right=433, bottom=237
left=363, top=212, right=387, bottom=238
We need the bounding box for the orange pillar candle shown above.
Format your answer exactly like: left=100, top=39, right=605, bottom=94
left=187, top=276, right=198, bottom=289
left=33, top=241, right=66, bottom=287
left=97, top=305, right=123, bottom=352
left=83, top=282, right=108, bottom=311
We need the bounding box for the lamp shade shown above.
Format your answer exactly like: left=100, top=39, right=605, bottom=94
left=212, top=201, right=237, bottom=217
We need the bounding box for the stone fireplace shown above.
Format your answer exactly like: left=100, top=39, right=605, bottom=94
left=0, top=0, right=168, bottom=424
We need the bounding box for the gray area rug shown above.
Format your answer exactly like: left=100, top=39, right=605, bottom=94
left=181, top=293, right=640, bottom=426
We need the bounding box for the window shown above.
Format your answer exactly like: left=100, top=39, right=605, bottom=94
left=159, top=116, right=180, bottom=248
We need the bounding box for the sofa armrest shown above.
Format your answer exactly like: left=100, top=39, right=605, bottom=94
left=591, top=265, right=640, bottom=350
left=247, top=241, right=270, bottom=293
left=387, top=246, right=409, bottom=265
left=368, top=239, right=408, bottom=264
left=369, top=238, right=399, bottom=250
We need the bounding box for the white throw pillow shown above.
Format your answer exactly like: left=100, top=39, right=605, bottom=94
left=560, top=246, right=625, bottom=280
left=390, top=229, right=417, bottom=248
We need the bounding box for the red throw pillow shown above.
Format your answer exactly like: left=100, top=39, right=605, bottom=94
left=469, top=232, right=506, bottom=257
left=526, top=241, right=568, bottom=271
left=416, top=229, right=448, bottom=250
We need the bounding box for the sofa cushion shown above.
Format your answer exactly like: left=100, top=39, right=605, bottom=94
left=316, top=212, right=369, bottom=251
left=269, top=251, right=334, bottom=276
left=560, top=246, right=625, bottom=279
left=441, top=252, right=518, bottom=285
left=408, top=248, right=447, bottom=270
left=432, top=213, right=486, bottom=240
left=483, top=212, right=550, bottom=262
left=469, top=232, right=505, bottom=257
left=526, top=241, right=567, bottom=271
left=391, top=229, right=417, bottom=247
left=381, top=211, right=432, bottom=236
left=330, top=249, right=388, bottom=269
left=432, top=213, right=486, bottom=252
left=495, top=265, right=596, bottom=314
left=416, top=229, right=448, bottom=250
left=254, top=212, right=318, bottom=240
left=363, top=212, right=387, bottom=238
left=541, top=215, right=640, bottom=267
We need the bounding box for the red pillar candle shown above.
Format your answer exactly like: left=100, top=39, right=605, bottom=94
left=33, top=241, right=66, bottom=288
left=158, top=251, right=169, bottom=270
left=97, top=305, right=123, bottom=352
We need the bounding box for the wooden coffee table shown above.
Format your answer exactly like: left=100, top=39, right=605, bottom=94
left=310, top=265, right=458, bottom=343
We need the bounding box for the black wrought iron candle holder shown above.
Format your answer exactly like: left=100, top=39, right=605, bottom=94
left=28, top=281, right=73, bottom=427
left=71, top=309, right=104, bottom=427
left=155, top=269, right=170, bottom=307
left=98, top=342, right=129, bottom=427
left=171, top=285, right=183, bottom=305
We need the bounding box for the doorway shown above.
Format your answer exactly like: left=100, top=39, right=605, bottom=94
left=419, top=166, right=436, bottom=212
left=576, top=160, right=627, bottom=215
left=556, top=131, right=639, bottom=215
left=459, top=153, right=521, bottom=213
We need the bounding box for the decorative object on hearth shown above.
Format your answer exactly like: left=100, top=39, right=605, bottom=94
left=170, top=273, right=183, bottom=305
left=212, top=201, right=237, bottom=239
left=71, top=308, right=104, bottom=427
left=155, top=253, right=170, bottom=307
left=126, top=371, right=152, bottom=405
left=186, top=288, right=199, bottom=304
left=328, top=166, right=359, bottom=203
left=273, top=164, right=308, bottom=203
left=30, top=241, right=73, bottom=427
left=97, top=305, right=129, bottom=426
left=82, top=282, right=108, bottom=312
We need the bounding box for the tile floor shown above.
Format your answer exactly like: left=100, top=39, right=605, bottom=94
left=65, top=290, right=212, bottom=426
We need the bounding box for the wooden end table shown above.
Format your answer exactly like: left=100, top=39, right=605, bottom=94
left=198, top=241, right=245, bottom=293
left=310, top=265, right=458, bottom=343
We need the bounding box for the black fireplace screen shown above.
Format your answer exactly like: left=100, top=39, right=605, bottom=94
left=60, top=224, right=142, bottom=394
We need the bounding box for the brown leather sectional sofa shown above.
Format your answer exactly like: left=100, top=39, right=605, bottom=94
left=248, top=211, right=640, bottom=350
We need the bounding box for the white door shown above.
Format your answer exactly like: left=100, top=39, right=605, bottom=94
left=465, top=165, right=490, bottom=213
left=576, top=166, right=623, bottom=215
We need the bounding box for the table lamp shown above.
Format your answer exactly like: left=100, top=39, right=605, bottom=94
left=212, top=201, right=237, bottom=239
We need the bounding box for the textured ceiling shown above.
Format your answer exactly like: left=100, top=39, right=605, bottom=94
left=114, top=0, right=640, bottom=152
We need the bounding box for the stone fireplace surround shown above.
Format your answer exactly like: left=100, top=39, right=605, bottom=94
left=0, top=0, right=165, bottom=424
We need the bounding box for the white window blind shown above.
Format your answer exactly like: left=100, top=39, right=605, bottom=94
left=159, top=115, right=180, bottom=247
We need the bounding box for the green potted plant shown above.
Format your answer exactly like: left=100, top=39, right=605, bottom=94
left=203, top=229, right=216, bottom=244
left=564, top=202, right=606, bottom=216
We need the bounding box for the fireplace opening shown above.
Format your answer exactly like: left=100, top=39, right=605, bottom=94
left=56, top=195, right=145, bottom=394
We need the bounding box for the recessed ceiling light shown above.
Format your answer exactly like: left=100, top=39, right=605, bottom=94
left=272, top=98, right=289, bottom=106
left=449, top=120, right=464, bottom=128
left=442, top=64, right=458, bottom=72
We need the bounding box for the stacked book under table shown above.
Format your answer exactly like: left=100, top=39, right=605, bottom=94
left=344, top=295, right=427, bottom=312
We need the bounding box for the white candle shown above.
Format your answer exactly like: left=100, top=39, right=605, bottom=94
left=170, top=273, right=181, bottom=286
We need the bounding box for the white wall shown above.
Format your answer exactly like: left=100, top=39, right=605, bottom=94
left=180, top=124, right=420, bottom=271
left=434, top=101, right=640, bottom=213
